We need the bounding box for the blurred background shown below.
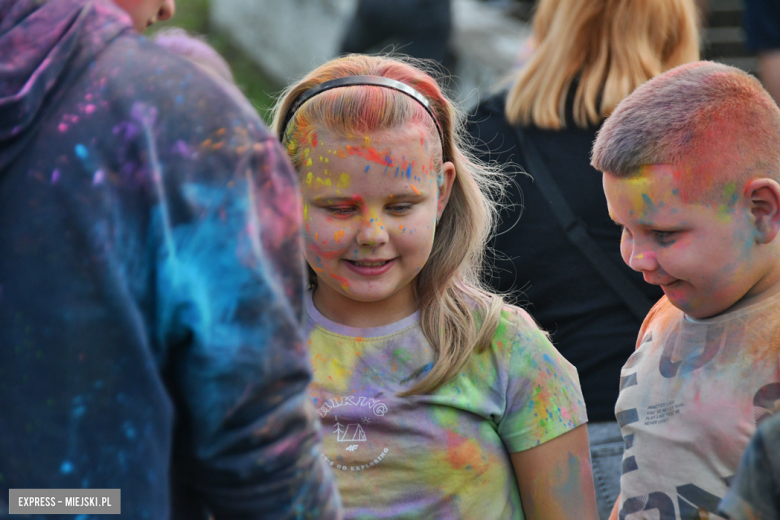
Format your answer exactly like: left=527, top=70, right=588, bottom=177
left=148, top=0, right=756, bottom=124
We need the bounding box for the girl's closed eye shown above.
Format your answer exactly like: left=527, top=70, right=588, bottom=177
left=327, top=205, right=357, bottom=217
left=387, top=203, right=413, bottom=214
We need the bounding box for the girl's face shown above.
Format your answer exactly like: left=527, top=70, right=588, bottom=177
left=300, top=125, right=455, bottom=313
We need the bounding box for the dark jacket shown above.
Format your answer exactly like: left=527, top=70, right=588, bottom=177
left=467, top=90, right=664, bottom=421
left=0, top=1, right=338, bottom=518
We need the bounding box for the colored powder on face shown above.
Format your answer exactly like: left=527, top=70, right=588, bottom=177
left=406, top=164, right=412, bottom=179
left=641, top=193, right=656, bottom=216
left=345, top=145, right=393, bottom=166
left=306, top=172, right=313, bottom=186
left=337, top=174, right=350, bottom=189
left=334, top=230, right=345, bottom=243
left=329, top=273, right=349, bottom=287
left=411, top=185, right=421, bottom=195
left=365, top=165, right=370, bottom=173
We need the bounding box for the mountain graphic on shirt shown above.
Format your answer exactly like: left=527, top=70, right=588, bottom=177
left=334, top=417, right=367, bottom=442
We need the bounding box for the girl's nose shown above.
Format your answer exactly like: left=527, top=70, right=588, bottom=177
left=356, top=218, right=388, bottom=247
left=158, top=0, right=175, bottom=22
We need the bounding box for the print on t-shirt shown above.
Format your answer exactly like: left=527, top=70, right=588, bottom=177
left=318, top=395, right=392, bottom=472
left=614, top=295, right=780, bottom=520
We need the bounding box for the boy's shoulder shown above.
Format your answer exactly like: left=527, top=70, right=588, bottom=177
left=635, top=296, right=681, bottom=348
left=97, top=34, right=272, bottom=140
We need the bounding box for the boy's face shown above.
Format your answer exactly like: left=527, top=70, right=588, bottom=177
left=112, top=0, right=175, bottom=33
left=604, top=165, right=765, bottom=318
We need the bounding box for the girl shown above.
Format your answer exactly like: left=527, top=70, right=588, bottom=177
left=272, top=55, right=598, bottom=520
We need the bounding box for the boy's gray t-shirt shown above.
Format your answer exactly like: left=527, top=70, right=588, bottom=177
left=614, top=291, right=780, bottom=520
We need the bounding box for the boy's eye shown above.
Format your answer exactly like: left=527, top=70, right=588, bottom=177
left=652, top=230, right=676, bottom=244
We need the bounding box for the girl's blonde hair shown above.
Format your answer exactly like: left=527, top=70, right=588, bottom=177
left=507, top=0, right=700, bottom=129
left=271, top=54, right=505, bottom=396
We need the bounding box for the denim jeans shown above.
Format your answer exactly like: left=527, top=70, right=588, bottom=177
left=588, top=422, right=624, bottom=520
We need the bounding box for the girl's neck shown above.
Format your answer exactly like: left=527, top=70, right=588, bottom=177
left=312, top=284, right=419, bottom=328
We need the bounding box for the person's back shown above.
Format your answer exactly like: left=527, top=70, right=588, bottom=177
left=593, top=60, right=780, bottom=520
left=0, top=1, right=338, bottom=517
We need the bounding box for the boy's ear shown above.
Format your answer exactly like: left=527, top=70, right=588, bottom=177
left=746, top=179, right=780, bottom=244
left=436, top=161, right=457, bottom=219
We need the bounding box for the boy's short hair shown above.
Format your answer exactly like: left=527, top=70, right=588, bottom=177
left=592, top=61, right=780, bottom=205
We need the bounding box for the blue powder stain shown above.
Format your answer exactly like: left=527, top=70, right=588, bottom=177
left=395, top=167, right=400, bottom=177
left=365, top=166, right=370, bottom=173
left=60, top=461, right=74, bottom=474
left=75, top=144, right=88, bottom=159
left=641, top=193, right=656, bottom=212
left=543, top=354, right=553, bottom=364
left=406, top=164, right=412, bottom=178
left=176, top=95, right=184, bottom=105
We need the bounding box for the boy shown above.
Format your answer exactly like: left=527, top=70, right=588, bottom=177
left=591, top=61, right=780, bottom=520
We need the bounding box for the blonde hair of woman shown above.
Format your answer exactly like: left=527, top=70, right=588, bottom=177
left=507, top=0, right=700, bottom=129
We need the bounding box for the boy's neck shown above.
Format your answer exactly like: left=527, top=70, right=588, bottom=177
left=312, top=285, right=419, bottom=328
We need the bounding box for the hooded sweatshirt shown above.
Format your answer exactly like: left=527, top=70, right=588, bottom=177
left=0, top=1, right=338, bottom=518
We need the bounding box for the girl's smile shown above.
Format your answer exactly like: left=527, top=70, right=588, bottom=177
left=300, top=125, right=455, bottom=326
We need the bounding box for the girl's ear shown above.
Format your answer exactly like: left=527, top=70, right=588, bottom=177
left=747, top=178, right=780, bottom=244
left=436, top=161, right=457, bottom=219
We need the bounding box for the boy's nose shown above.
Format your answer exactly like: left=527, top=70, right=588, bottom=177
left=627, top=247, right=659, bottom=273
left=158, top=0, right=175, bottom=22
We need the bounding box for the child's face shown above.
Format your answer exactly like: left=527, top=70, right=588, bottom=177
left=300, top=126, right=454, bottom=310
left=604, top=165, right=765, bottom=318
left=112, top=0, right=175, bottom=33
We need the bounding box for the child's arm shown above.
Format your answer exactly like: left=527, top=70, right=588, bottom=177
left=510, top=424, right=600, bottom=520
left=609, top=494, right=621, bottom=520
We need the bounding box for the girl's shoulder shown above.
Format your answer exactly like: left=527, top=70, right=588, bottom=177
left=490, top=303, right=552, bottom=352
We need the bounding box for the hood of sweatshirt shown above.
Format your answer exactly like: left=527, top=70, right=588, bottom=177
left=0, top=0, right=132, bottom=169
